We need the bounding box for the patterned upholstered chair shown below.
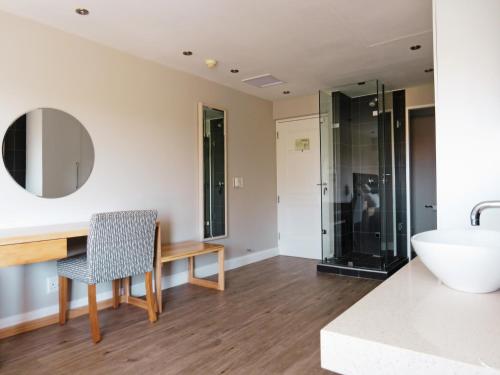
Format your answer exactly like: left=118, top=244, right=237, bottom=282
left=57, top=210, right=158, bottom=343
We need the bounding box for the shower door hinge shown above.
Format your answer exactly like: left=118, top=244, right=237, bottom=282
left=276, top=131, right=279, bottom=140
left=277, top=195, right=280, bottom=204
left=322, top=229, right=327, bottom=235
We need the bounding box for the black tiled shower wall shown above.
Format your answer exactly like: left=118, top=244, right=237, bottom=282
left=333, top=92, right=353, bottom=258
left=351, top=95, right=381, bottom=256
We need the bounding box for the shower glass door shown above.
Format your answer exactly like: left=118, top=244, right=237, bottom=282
left=320, top=80, right=396, bottom=271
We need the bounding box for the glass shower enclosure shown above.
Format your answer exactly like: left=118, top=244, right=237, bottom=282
left=318, top=80, right=407, bottom=278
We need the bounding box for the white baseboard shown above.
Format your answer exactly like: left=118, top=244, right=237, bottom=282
left=0, top=247, right=278, bottom=330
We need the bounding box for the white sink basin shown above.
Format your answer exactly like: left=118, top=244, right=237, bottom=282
left=411, top=229, right=500, bottom=293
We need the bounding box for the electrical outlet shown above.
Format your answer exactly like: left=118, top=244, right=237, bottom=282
left=46, top=276, right=58, bottom=294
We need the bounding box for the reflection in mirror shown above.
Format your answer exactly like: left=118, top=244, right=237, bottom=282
left=2, top=108, right=94, bottom=198
left=200, top=104, right=227, bottom=239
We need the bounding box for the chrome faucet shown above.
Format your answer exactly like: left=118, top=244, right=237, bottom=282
left=470, top=201, right=500, bottom=226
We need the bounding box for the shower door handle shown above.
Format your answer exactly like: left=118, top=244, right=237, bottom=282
left=316, top=183, right=328, bottom=195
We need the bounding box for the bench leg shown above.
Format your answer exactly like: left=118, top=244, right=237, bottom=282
left=188, top=256, right=195, bottom=282
left=188, top=252, right=225, bottom=291
left=218, top=249, right=225, bottom=291
left=122, top=277, right=130, bottom=304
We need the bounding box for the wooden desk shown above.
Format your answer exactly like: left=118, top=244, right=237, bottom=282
left=159, top=241, right=224, bottom=311
left=0, top=222, right=90, bottom=265
left=0, top=221, right=163, bottom=315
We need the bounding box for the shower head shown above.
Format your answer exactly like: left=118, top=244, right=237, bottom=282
left=368, top=97, right=378, bottom=108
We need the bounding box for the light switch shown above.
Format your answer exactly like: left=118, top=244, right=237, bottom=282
left=233, top=177, right=244, bottom=188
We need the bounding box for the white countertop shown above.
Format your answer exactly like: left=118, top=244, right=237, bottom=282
left=321, top=258, right=500, bottom=375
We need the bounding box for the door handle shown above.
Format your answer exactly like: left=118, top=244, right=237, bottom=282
left=424, top=204, right=437, bottom=209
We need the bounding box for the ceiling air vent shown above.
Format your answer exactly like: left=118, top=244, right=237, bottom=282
left=242, top=74, right=285, bottom=88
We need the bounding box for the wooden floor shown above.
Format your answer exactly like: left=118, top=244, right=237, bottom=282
left=0, top=256, right=380, bottom=375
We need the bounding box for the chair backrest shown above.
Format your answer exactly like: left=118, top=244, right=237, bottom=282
left=87, top=210, right=158, bottom=284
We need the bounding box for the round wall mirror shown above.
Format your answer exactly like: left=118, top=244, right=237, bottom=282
left=2, top=108, right=94, bottom=198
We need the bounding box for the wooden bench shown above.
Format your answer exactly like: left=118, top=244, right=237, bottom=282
left=157, top=241, right=224, bottom=311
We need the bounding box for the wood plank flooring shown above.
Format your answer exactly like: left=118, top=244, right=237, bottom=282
left=0, top=256, right=380, bottom=375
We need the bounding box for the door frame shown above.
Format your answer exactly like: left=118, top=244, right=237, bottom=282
left=405, top=104, right=435, bottom=257
left=275, top=114, right=321, bottom=259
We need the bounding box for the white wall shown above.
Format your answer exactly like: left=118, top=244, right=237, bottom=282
left=406, top=82, right=435, bottom=108
left=273, top=94, right=319, bottom=120
left=433, top=0, right=500, bottom=229
left=0, top=11, right=277, bottom=322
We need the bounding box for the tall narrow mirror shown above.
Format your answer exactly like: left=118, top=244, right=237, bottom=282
left=199, top=104, right=227, bottom=239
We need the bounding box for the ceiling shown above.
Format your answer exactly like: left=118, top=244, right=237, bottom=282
left=0, top=0, right=434, bottom=100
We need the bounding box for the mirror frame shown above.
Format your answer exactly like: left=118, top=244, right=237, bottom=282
left=198, top=102, right=228, bottom=240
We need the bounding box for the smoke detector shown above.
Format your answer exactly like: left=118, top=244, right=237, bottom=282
left=205, top=59, right=218, bottom=69
left=242, top=74, right=285, bottom=88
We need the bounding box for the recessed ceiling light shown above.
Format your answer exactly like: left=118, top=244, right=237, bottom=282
left=75, top=8, right=89, bottom=16
left=424, top=68, right=434, bottom=73
left=182, top=51, right=193, bottom=56
left=410, top=45, right=421, bottom=51
left=230, top=69, right=239, bottom=74
left=283, top=90, right=290, bottom=95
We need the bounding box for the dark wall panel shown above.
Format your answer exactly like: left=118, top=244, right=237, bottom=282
left=392, top=90, right=408, bottom=258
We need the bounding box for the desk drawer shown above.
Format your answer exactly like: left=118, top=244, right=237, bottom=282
left=0, top=239, right=67, bottom=267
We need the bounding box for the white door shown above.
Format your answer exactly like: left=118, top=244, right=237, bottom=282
left=276, top=116, right=321, bottom=259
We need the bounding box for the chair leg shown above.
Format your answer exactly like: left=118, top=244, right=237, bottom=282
left=112, top=280, right=120, bottom=309
left=145, top=272, right=157, bottom=323
left=58, top=276, right=68, bottom=325
left=88, top=284, right=101, bottom=343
